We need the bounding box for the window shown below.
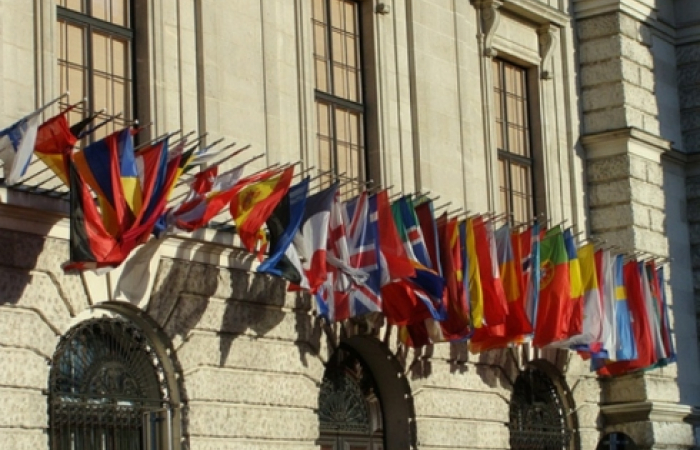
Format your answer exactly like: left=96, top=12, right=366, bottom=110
left=49, top=318, right=173, bottom=450
left=493, top=59, right=535, bottom=225
left=312, top=0, right=366, bottom=194
left=57, top=0, right=133, bottom=142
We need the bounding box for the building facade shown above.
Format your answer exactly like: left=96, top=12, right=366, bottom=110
left=1, top=0, right=700, bottom=449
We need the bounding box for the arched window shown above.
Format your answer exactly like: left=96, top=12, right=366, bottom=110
left=509, top=362, right=580, bottom=450
left=318, top=346, right=384, bottom=450
left=49, top=318, right=172, bottom=450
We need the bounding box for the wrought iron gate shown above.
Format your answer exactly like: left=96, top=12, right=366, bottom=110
left=49, top=318, right=171, bottom=450
left=509, top=365, right=578, bottom=450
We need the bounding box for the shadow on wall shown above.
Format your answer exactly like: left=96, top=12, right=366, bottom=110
left=144, top=234, right=320, bottom=369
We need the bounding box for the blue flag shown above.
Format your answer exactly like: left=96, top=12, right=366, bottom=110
left=258, top=177, right=310, bottom=284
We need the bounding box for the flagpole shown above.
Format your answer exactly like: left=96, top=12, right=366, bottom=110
left=78, top=111, right=123, bottom=138
left=32, top=91, right=70, bottom=118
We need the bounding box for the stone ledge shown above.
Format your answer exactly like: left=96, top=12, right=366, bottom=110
left=582, top=127, right=672, bottom=162
left=601, top=401, right=700, bottom=426
left=188, top=437, right=319, bottom=450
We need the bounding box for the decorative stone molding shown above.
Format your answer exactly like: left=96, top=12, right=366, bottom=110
left=472, top=0, right=503, bottom=57
left=601, top=401, right=700, bottom=426
left=538, top=23, right=558, bottom=79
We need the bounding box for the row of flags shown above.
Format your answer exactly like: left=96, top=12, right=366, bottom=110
left=0, top=102, right=676, bottom=377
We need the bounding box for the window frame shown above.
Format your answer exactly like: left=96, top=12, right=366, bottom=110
left=312, top=0, right=369, bottom=192
left=57, top=1, right=136, bottom=141
left=493, top=58, right=538, bottom=226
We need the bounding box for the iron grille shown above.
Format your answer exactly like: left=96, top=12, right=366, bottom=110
left=509, top=366, right=575, bottom=450
left=49, top=318, right=170, bottom=450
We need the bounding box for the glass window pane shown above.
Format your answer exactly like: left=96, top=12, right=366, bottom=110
left=91, top=0, right=109, bottom=22
left=112, top=0, right=129, bottom=27
left=93, top=33, right=109, bottom=73
left=313, top=0, right=325, bottom=20
left=314, top=23, right=328, bottom=59
left=112, top=38, right=127, bottom=77
left=67, top=24, right=85, bottom=65
left=333, top=64, right=347, bottom=99
left=330, top=0, right=342, bottom=28
left=62, top=0, right=84, bottom=12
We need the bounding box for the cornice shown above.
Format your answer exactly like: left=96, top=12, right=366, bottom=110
left=601, top=401, right=700, bottom=425
left=580, top=127, right=672, bottom=162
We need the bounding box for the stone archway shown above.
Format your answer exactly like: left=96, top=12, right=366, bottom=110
left=48, top=303, right=184, bottom=450
left=318, top=335, right=416, bottom=450
left=509, top=359, right=580, bottom=450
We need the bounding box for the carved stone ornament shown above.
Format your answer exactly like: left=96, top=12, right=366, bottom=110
left=473, top=0, right=503, bottom=58
left=538, top=24, right=558, bottom=80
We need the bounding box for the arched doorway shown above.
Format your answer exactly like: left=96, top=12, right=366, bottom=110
left=318, top=335, right=416, bottom=450
left=48, top=312, right=180, bottom=450
left=509, top=360, right=580, bottom=450
left=318, top=345, right=384, bottom=450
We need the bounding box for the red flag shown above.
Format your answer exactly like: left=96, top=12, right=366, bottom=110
left=33, top=111, right=80, bottom=185
left=532, top=227, right=571, bottom=347
left=376, top=190, right=415, bottom=282
left=470, top=216, right=507, bottom=345
left=229, top=166, right=294, bottom=252
left=414, top=200, right=441, bottom=273
left=437, top=215, right=471, bottom=341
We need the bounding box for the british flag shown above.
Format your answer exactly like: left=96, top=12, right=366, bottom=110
left=316, top=192, right=382, bottom=322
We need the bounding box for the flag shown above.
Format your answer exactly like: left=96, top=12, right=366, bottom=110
left=72, top=128, right=135, bottom=235
left=229, top=166, right=294, bottom=252
left=522, top=222, right=541, bottom=330
left=641, top=262, right=666, bottom=365
left=65, top=140, right=181, bottom=271
left=436, top=215, right=471, bottom=341
left=657, top=266, right=676, bottom=363
left=532, top=226, right=570, bottom=347
left=33, top=111, right=87, bottom=185
left=392, top=196, right=432, bottom=268
left=555, top=243, right=602, bottom=349
left=0, top=113, right=41, bottom=185
left=469, top=216, right=508, bottom=348
left=375, top=190, right=415, bottom=283
left=564, top=228, right=584, bottom=337
left=466, top=217, right=485, bottom=328
left=257, top=178, right=310, bottom=287
left=595, top=249, right=617, bottom=360
left=612, top=254, right=636, bottom=361
left=597, top=260, right=655, bottom=376
left=291, top=183, right=338, bottom=293
left=170, top=165, right=245, bottom=231
left=415, top=198, right=442, bottom=274
left=322, top=193, right=383, bottom=321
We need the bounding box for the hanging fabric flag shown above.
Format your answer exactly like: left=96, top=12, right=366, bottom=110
left=229, top=166, right=294, bottom=252
left=375, top=190, right=415, bottom=283
left=257, top=177, right=310, bottom=287
left=392, top=196, right=432, bottom=268
left=532, top=226, right=570, bottom=347
left=415, top=198, right=442, bottom=275
left=594, top=248, right=617, bottom=360
left=170, top=164, right=246, bottom=232
left=33, top=111, right=92, bottom=185
left=554, top=243, right=602, bottom=349
left=521, top=222, right=541, bottom=330
left=657, top=265, right=676, bottom=363
left=564, top=228, right=584, bottom=338
left=597, top=260, right=655, bottom=376
left=470, top=223, right=532, bottom=352
left=65, top=137, right=181, bottom=271
left=470, top=216, right=508, bottom=348
left=291, top=182, right=339, bottom=293
left=641, top=261, right=666, bottom=366
left=612, top=254, right=636, bottom=361
left=321, top=192, right=383, bottom=321
left=466, top=217, right=485, bottom=329
left=436, top=214, right=471, bottom=341
left=0, top=113, right=41, bottom=185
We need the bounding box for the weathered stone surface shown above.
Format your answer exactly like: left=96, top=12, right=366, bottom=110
left=590, top=204, right=634, bottom=231
left=413, top=387, right=509, bottom=422
left=601, top=374, right=647, bottom=404
left=589, top=179, right=632, bottom=207
left=415, top=418, right=509, bottom=448
left=676, top=42, right=700, bottom=65
left=0, top=389, right=47, bottom=428
left=0, top=429, right=47, bottom=450
left=587, top=154, right=630, bottom=181
left=630, top=179, right=665, bottom=208
left=186, top=367, right=318, bottom=408
left=0, top=307, right=57, bottom=358
left=407, top=358, right=512, bottom=397
left=0, top=348, right=49, bottom=389
left=189, top=438, right=318, bottom=450
left=187, top=403, right=318, bottom=440
left=176, top=333, right=325, bottom=382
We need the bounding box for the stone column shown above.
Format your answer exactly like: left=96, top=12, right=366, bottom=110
left=577, top=2, right=699, bottom=448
